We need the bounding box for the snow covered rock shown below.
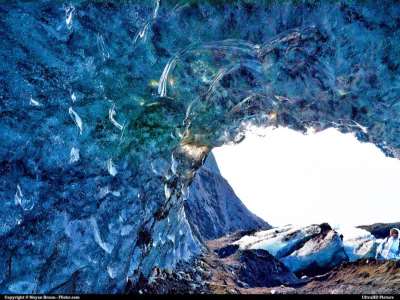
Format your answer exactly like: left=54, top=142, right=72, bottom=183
left=234, top=223, right=348, bottom=275
left=335, top=226, right=377, bottom=262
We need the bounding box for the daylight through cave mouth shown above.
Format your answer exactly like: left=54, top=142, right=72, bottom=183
left=212, top=126, right=400, bottom=228
left=1, top=0, right=400, bottom=294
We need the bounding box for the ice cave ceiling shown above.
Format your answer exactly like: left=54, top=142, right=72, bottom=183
left=1, top=0, right=400, bottom=293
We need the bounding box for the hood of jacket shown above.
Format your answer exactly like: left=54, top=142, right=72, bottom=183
left=390, top=228, right=400, bottom=236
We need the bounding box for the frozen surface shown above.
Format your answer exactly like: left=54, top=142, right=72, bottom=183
left=235, top=224, right=348, bottom=274
left=1, top=0, right=400, bottom=293
left=335, top=226, right=377, bottom=261
left=235, top=224, right=380, bottom=274
left=234, top=224, right=321, bottom=258
left=281, top=230, right=347, bottom=274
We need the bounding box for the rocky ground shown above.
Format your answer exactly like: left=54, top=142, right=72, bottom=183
left=126, top=230, right=400, bottom=295
left=294, top=259, right=400, bottom=294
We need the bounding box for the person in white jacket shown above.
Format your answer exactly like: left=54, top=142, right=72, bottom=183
left=375, top=228, right=400, bottom=260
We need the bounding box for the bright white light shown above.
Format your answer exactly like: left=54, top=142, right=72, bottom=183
left=213, top=127, right=400, bottom=227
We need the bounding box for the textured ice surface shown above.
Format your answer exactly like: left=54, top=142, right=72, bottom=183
left=1, top=0, right=400, bottom=293
left=335, top=226, right=377, bottom=261
left=280, top=230, right=348, bottom=274
left=234, top=225, right=321, bottom=258
left=234, top=224, right=348, bottom=274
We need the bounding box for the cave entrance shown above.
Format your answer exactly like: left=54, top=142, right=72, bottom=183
left=212, top=126, right=400, bottom=229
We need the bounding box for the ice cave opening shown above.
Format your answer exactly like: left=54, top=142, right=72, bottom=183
left=213, top=126, right=400, bottom=228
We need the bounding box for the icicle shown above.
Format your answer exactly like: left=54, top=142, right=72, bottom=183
left=29, top=97, right=41, bottom=107
left=108, top=105, right=123, bottom=131
left=107, top=158, right=118, bottom=176
left=68, top=107, right=83, bottom=135
left=69, top=147, right=80, bottom=163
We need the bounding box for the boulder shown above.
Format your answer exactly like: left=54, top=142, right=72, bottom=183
left=238, top=249, right=301, bottom=287
left=234, top=223, right=348, bottom=275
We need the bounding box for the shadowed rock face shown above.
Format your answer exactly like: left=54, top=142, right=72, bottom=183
left=359, top=223, right=400, bottom=239
left=238, top=249, right=300, bottom=288
left=207, top=234, right=302, bottom=289
left=185, top=153, right=270, bottom=240
left=1, top=0, right=400, bottom=293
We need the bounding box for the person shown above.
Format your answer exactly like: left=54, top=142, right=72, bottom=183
left=375, top=228, right=400, bottom=260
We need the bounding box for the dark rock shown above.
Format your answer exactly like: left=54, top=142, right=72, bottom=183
left=358, top=222, right=400, bottom=239
left=214, top=244, right=239, bottom=258
left=185, top=154, right=270, bottom=240
left=238, top=249, right=300, bottom=288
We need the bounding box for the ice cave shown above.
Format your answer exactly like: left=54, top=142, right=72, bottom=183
left=1, top=0, right=400, bottom=294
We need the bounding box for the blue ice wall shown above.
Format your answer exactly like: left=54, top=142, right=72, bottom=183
left=1, top=0, right=400, bottom=293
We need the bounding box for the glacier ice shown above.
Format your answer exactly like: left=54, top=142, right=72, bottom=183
left=235, top=224, right=348, bottom=274
left=1, top=0, right=400, bottom=293
left=234, top=224, right=379, bottom=274
left=68, top=107, right=83, bottom=135
left=335, top=226, right=377, bottom=262
left=69, top=147, right=80, bottom=163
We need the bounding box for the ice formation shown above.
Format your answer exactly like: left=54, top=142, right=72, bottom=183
left=1, top=1, right=399, bottom=293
